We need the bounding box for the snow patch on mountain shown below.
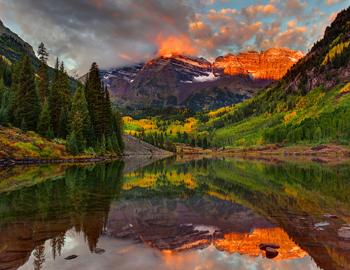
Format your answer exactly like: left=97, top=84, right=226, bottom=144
left=288, top=57, right=298, bottom=63
left=193, top=72, right=218, bottom=82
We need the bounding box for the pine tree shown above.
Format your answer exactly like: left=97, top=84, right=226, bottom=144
left=37, top=99, right=53, bottom=138
left=49, top=58, right=61, bottom=135
left=66, top=131, right=79, bottom=155
left=110, top=133, right=121, bottom=154
left=69, top=85, right=92, bottom=147
left=8, top=60, right=21, bottom=125
left=58, top=106, right=69, bottom=138
left=104, top=86, right=113, bottom=136
left=59, top=62, right=71, bottom=108
left=83, top=62, right=124, bottom=153
left=0, top=79, right=9, bottom=124
left=0, top=88, right=10, bottom=124
left=112, top=110, right=124, bottom=152
left=85, top=63, right=107, bottom=140
left=37, top=42, right=49, bottom=63
left=49, top=60, right=71, bottom=137
left=37, top=42, right=49, bottom=104
left=15, top=55, right=40, bottom=131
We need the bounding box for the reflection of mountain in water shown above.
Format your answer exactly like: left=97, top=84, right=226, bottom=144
left=106, top=196, right=306, bottom=260
left=199, top=158, right=350, bottom=270
left=121, top=157, right=350, bottom=270
left=0, top=157, right=350, bottom=270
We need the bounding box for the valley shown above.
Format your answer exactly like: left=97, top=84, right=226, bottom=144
left=121, top=7, right=350, bottom=155
left=0, top=2, right=350, bottom=270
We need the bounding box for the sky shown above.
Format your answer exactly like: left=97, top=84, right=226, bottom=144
left=0, top=0, right=348, bottom=75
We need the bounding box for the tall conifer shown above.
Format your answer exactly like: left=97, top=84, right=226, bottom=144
left=69, top=85, right=92, bottom=150
left=85, top=63, right=106, bottom=140
left=37, top=99, right=53, bottom=138
left=49, top=58, right=61, bottom=135
left=15, top=55, right=40, bottom=131
left=37, top=42, right=49, bottom=104
left=49, top=60, right=71, bottom=137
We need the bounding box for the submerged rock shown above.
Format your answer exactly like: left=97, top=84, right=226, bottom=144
left=259, top=243, right=280, bottom=250
left=265, top=247, right=279, bottom=259
left=94, top=248, right=105, bottom=254
left=64, top=255, right=78, bottom=260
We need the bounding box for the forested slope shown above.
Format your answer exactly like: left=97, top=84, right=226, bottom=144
left=204, top=7, right=350, bottom=148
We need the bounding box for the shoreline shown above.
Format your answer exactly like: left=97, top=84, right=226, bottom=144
left=0, top=156, right=115, bottom=167
left=2, top=143, right=350, bottom=167
left=175, top=143, right=350, bottom=164
left=0, top=153, right=175, bottom=168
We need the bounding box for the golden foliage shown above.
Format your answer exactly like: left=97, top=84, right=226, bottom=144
left=122, top=171, right=197, bottom=190
left=208, top=106, right=230, bottom=118
left=284, top=111, right=297, bottom=124
left=322, top=41, right=350, bottom=65
left=0, top=127, right=69, bottom=159
left=340, top=83, right=350, bottom=94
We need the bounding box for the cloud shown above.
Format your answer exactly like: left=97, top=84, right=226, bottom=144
left=189, top=21, right=213, bottom=40
left=325, top=0, right=342, bottom=5
left=0, top=0, right=345, bottom=74
left=284, top=0, right=307, bottom=16
left=273, top=26, right=307, bottom=48
left=190, top=14, right=263, bottom=56
left=242, top=4, right=278, bottom=20
left=0, top=0, right=194, bottom=74
left=206, top=8, right=238, bottom=23
left=287, top=20, right=297, bottom=28
left=200, top=0, right=216, bottom=5
left=328, top=11, right=338, bottom=22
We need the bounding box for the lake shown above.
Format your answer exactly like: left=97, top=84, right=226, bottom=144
left=0, top=156, right=350, bottom=270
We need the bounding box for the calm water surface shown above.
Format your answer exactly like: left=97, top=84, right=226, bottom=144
left=0, top=157, right=350, bottom=270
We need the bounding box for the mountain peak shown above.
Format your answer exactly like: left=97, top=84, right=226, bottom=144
left=214, top=48, right=303, bottom=80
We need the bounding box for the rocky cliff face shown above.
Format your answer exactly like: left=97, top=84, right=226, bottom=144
left=100, top=48, right=303, bottom=113
left=214, top=48, right=304, bottom=80
left=0, top=19, right=36, bottom=62
left=284, top=7, right=350, bottom=92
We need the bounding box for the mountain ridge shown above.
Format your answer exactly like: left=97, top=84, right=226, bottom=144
left=100, top=48, right=303, bottom=113
left=0, top=19, right=37, bottom=63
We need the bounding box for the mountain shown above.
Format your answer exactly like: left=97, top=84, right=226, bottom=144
left=204, top=7, right=350, bottom=148
left=0, top=19, right=38, bottom=66
left=214, top=48, right=304, bottom=80
left=101, top=49, right=303, bottom=113
left=0, top=19, right=78, bottom=90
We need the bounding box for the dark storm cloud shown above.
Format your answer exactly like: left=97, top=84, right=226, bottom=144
left=0, top=0, right=346, bottom=74
left=0, top=0, right=194, bottom=73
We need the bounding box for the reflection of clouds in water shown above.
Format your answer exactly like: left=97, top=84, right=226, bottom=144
left=19, top=231, right=320, bottom=270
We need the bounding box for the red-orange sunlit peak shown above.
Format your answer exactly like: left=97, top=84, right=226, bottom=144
left=156, top=35, right=197, bottom=58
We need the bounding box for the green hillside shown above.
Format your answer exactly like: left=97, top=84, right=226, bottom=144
left=202, top=7, right=350, bottom=148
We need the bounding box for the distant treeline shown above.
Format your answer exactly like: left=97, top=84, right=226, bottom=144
left=135, top=130, right=211, bottom=151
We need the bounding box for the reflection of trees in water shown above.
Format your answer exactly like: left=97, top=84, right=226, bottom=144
left=198, top=159, right=350, bottom=270
left=0, top=161, right=124, bottom=270
left=50, top=233, right=65, bottom=260
left=2, top=158, right=350, bottom=270
left=33, top=244, right=45, bottom=270
left=125, top=157, right=350, bottom=270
